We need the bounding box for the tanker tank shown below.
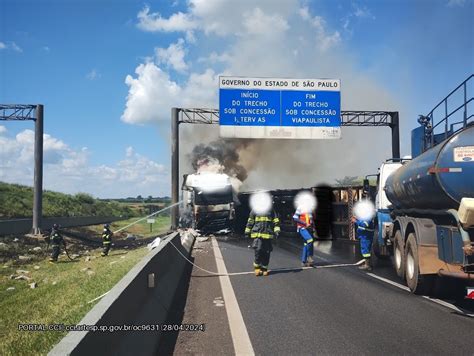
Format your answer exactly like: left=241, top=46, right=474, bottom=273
left=385, top=125, right=474, bottom=210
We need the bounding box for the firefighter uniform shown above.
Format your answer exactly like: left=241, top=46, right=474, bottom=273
left=101, top=226, right=113, bottom=256
left=355, top=218, right=374, bottom=270
left=49, top=227, right=64, bottom=262
left=245, top=210, right=280, bottom=276
left=293, top=208, right=315, bottom=266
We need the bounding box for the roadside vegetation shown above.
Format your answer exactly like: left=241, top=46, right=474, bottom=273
left=0, top=182, right=133, bottom=219
left=85, top=216, right=171, bottom=238
left=0, top=229, right=155, bottom=355
left=0, top=194, right=171, bottom=355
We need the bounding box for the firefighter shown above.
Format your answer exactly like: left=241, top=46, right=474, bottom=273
left=49, top=224, right=65, bottom=262
left=245, top=205, right=280, bottom=276
left=101, top=224, right=113, bottom=256
left=353, top=216, right=374, bottom=270
left=293, top=207, right=315, bottom=267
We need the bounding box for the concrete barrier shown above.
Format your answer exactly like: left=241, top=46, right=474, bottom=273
left=49, top=230, right=195, bottom=356
left=0, top=216, right=123, bottom=236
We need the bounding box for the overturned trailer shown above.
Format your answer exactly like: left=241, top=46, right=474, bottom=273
left=235, top=186, right=333, bottom=239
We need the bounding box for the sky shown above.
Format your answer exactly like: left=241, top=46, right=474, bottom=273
left=0, top=0, right=473, bottom=198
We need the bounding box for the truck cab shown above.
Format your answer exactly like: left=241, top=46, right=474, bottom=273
left=181, top=173, right=235, bottom=233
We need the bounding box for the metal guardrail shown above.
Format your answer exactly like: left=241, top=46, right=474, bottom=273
left=424, top=74, right=473, bottom=149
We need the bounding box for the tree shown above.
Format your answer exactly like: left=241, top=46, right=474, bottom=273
left=335, top=176, right=360, bottom=187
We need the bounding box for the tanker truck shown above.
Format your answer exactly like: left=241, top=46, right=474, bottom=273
left=181, top=172, right=235, bottom=233
left=369, top=75, right=474, bottom=295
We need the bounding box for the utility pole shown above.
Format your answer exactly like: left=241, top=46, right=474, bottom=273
left=171, top=108, right=180, bottom=229
left=32, top=104, right=44, bottom=234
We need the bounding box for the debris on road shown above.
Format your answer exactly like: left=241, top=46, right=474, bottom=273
left=125, top=234, right=137, bottom=241
left=147, top=237, right=161, bottom=251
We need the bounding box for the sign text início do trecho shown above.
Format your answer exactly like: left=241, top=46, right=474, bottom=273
left=219, top=76, right=341, bottom=139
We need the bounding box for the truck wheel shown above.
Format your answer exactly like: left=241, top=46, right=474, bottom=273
left=393, top=230, right=405, bottom=278
left=372, top=225, right=381, bottom=257
left=405, top=233, right=434, bottom=295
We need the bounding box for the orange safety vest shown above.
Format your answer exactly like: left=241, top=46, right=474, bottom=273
left=293, top=210, right=314, bottom=230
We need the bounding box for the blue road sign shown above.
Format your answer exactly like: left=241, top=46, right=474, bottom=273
left=219, top=76, right=341, bottom=139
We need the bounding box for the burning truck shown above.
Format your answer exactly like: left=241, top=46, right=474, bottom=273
left=181, top=172, right=235, bottom=233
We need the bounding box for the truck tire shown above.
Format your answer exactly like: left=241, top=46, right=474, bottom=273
left=393, top=230, right=405, bottom=278
left=405, top=233, right=434, bottom=295
left=372, top=224, right=381, bottom=257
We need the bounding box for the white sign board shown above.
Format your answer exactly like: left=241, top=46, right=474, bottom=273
left=147, top=219, right=156, bottom=224
left=454, top=146, right=474, bottom=162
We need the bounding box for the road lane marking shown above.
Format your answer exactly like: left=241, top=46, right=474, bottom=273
left=366, top=273, right=411, bottom=291
left=366, top=273, right=474, bottom=318
left=421, top=296, right=474, bottom=317
left=212, top=237, right=255, bottom=355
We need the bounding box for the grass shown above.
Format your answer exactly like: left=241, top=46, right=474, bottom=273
left=0, top=245, right=149, bottom=355
left=87, top=215, right=171, bottom=238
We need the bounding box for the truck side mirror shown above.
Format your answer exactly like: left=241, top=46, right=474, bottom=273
left=363, top=178, right=370, bottom=194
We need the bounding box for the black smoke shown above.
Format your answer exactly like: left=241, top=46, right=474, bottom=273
left=188, top=139, right=251, bottom=181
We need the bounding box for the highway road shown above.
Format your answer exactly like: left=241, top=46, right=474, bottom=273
left=166, top=235, right=474, bottom=355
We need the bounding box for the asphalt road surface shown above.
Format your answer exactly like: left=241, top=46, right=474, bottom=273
left=170, top=236, right=474, bottom=355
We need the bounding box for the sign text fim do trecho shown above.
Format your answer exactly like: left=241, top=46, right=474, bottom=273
left=219, top=76, right=341, bottom=139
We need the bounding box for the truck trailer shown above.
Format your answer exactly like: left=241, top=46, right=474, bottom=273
left=369, top=75, right=474, bottom=295
left=181, top=173, right=235, bottom=233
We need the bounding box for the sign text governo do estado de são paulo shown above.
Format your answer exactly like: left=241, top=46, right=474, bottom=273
left=219, top=76, right=341, bottom=139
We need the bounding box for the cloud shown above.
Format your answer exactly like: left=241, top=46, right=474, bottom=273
left=86, top=69, right=101, bottom=80
left=352, top=4, right=375, bottom=19
left=121, top=62, right=181, bottom=124
left=10, top=42, right=22, bottom=52
left=198, top=51, right=231, bottom=64
left=242, top=7, right=289, bottom=35
left=0, top=125, right=6, bottom=134
left=124, top=0, right=402, bottom=190
left=299, top=9, right=341, bottom=51
left=136, top=1, right=298, bottom=36
left=42, top=46, right=50, bottom=52
left=121, top=61, right=219, bottom=124
left=137, top=5, right=197, bottom=32
left=0, top=41, right=23, bottom=52
left=0, top=129, right=169, bottom=197
left=155, top=38, right=188, bottom=73
left=341, top=3, right=375, bottom=35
